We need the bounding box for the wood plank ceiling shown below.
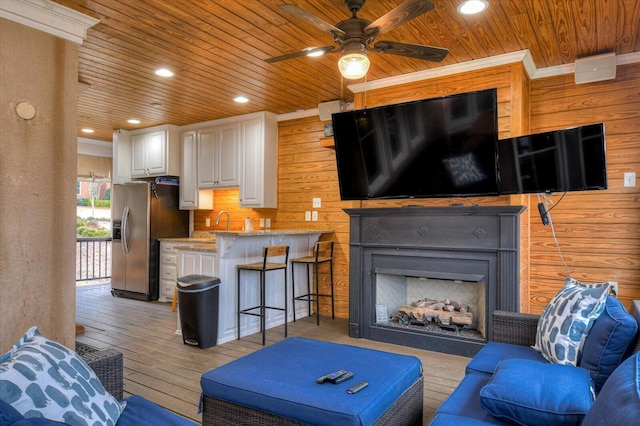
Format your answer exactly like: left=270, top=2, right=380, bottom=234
left=52, top=0, right=640, bottom=142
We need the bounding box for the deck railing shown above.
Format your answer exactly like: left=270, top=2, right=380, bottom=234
left=76, top=237, right=112, bottom=281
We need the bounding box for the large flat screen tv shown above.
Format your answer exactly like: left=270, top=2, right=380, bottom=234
left=498, top=123, right=607, bottom=194
left=332, top=88, right=499, bottom=200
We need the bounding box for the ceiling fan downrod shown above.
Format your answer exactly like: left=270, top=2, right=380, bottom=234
left=344, top=0, right=366, bottom=14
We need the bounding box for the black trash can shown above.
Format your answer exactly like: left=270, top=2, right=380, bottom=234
left=177, top=274, right=221, bottom=349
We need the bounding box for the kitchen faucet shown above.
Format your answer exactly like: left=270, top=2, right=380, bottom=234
left=215, top=210, right=230, bottom=231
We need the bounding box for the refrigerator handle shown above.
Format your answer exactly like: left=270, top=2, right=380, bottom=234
left=122, top=205, right=130, bottom=254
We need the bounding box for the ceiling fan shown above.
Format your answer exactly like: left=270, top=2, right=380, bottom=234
left=265, top=0, right=449, bottom=79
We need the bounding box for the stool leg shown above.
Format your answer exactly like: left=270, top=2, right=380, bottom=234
left=306, top=264, right=312, bottom=316
left=284, top=266, right=288, bottom=338
left=292, top=262, right=297, bottom=323
left=171, top=287, right=178, bottom=312
left=260, top=270, right=266, bottom=345
left=237, top=269, right=241, bottom=340
left=314, top=261, right=320, bottom=325
left=330, top=259, right=335, bottom=319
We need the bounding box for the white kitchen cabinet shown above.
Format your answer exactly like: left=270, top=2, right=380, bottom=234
left=130, top=124, right=180, bottom=178
left=239, top=112, right=278, bottom=208
left=180, top=130, right=213, bottom=210
left=159, top=242, right=182, bottom=302
left=179, top=250, right=217, bottom=278
left=198, top=123, right=240, bottom=188
left=179, top=251, right=199, bottom=276
left=162, top=243, right=219, bottom=302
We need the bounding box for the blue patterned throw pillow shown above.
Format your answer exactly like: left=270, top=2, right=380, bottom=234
left=0, top=327, right=123, bottom=425
left=533, top=278, right=611, bottom=366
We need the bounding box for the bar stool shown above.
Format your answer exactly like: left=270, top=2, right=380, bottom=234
left=292, top=241, right=334, bottom=325
left=236, top=245, right=289, bottom=345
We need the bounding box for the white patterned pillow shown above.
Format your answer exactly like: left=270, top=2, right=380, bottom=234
left=533, top=278, right=611, bottom=366
left=0, top=327, right=123, bottom=425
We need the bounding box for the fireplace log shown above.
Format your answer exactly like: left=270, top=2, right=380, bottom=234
left=399, top=305, right=473, bottom=326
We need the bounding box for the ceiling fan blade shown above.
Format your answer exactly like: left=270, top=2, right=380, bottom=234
left=365, top=0, right=435, bottom=36
left=265, top=46, right=336, bottom=63
left=279, top=4, right=345, bottom=37
left=372, top=40, right=449, bottom=62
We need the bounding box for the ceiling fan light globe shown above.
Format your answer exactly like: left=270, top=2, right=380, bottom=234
left=338, top=52, right=370, bottom=79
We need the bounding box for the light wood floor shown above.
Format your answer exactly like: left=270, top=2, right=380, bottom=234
left=76, top=284, right=469, bottom=425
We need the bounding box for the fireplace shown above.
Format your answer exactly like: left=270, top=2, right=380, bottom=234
left=346, top=206, right=524, bottom=357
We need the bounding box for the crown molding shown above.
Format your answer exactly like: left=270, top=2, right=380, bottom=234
left=0, top=0, right=98, bottom=45
left=346, top=50, right=640, bottom=94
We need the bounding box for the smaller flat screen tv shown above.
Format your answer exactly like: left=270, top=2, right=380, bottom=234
left=332, top=88, right=498, bottom=200
left=498, top=123, right=607, bottom=194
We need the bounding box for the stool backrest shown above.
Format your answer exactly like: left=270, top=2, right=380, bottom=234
left=262, top=245, right=289, bottom=267
left=314, top=241, right=334, bottom=260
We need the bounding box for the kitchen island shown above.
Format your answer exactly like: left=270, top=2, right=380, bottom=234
left=160, top=229, right=333, bottom=345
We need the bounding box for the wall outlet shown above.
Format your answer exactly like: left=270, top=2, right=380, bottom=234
left=624, top=172, right=636, bottom=187
left=259, top=218, right=265, bottom=228
left=610, top=281, right=619, bottom=296
left=305, top=211, right=311, bottom=221
left=311, top=211, right=318, bottom=221
left=205, top=218, right=210, bottom=227
left=265, top=218, right=271, bottom=228
left=312, top=197, right=322, bottom=208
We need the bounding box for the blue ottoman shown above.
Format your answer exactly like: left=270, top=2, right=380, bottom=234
left=201, top=337, right=423, bottom=425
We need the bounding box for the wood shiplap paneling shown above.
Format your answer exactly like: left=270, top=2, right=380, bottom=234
left=277, top=116, right=352, bottom=318
left=528, top=63, right=640, bottom=313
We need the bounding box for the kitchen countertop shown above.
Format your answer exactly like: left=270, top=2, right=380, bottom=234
left=175, top=243, right=217, bottom=252
left=214, top=229, right=334, bottom=237
left=158, top=237, right=214, bottom=243
left=159, top=229, right=333, bottom=243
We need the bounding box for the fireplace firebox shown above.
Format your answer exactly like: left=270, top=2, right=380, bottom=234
left=346, top=206, right=524, bottom=357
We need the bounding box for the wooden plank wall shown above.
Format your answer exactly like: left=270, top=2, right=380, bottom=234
left=528, top=63, right=640, bottom=313
left=195, top=61, right=640, bottom=317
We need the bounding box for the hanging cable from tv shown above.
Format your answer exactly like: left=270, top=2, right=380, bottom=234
left=537, top=192, right=571, bottom=276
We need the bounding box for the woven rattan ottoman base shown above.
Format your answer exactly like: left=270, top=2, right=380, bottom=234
left=202, top=375, right=423, bottom=426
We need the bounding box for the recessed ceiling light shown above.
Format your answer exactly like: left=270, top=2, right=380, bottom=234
left=127, top=119, right=141, bottom=124
left=155, top=68, right=174, bottom=77
left=81, top=128, right=94, bottom=133
left=457, top=0, right=488, bottom=15
left=234, top=96, right=249, bottom=103
left=304, top=47, right=325, bottom=58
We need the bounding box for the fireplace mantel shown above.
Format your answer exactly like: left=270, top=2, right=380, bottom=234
left=346, top=205, right=525, bottom=356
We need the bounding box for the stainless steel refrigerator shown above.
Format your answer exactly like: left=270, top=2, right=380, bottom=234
left=111, top=181, right=189, bottom=301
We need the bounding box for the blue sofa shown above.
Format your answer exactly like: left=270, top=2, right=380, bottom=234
left=431, top=297, right=640, bottom=425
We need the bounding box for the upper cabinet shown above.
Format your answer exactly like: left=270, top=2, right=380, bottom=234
left=179, top=130, right=213, bottom=210
left=239, top=112, right=278, bottom=208
left=179, top=111, right=278, bottom=209
left=130, top=124, right=180, bottom=178
left=198, top=123, right=240, bottom=188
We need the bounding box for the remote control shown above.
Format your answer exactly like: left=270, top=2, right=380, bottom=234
left=330, top=371, right=353, bottom=384
left=316, top=370, right=347, bottom=384
left=347, top=381, right=368, bottom=394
